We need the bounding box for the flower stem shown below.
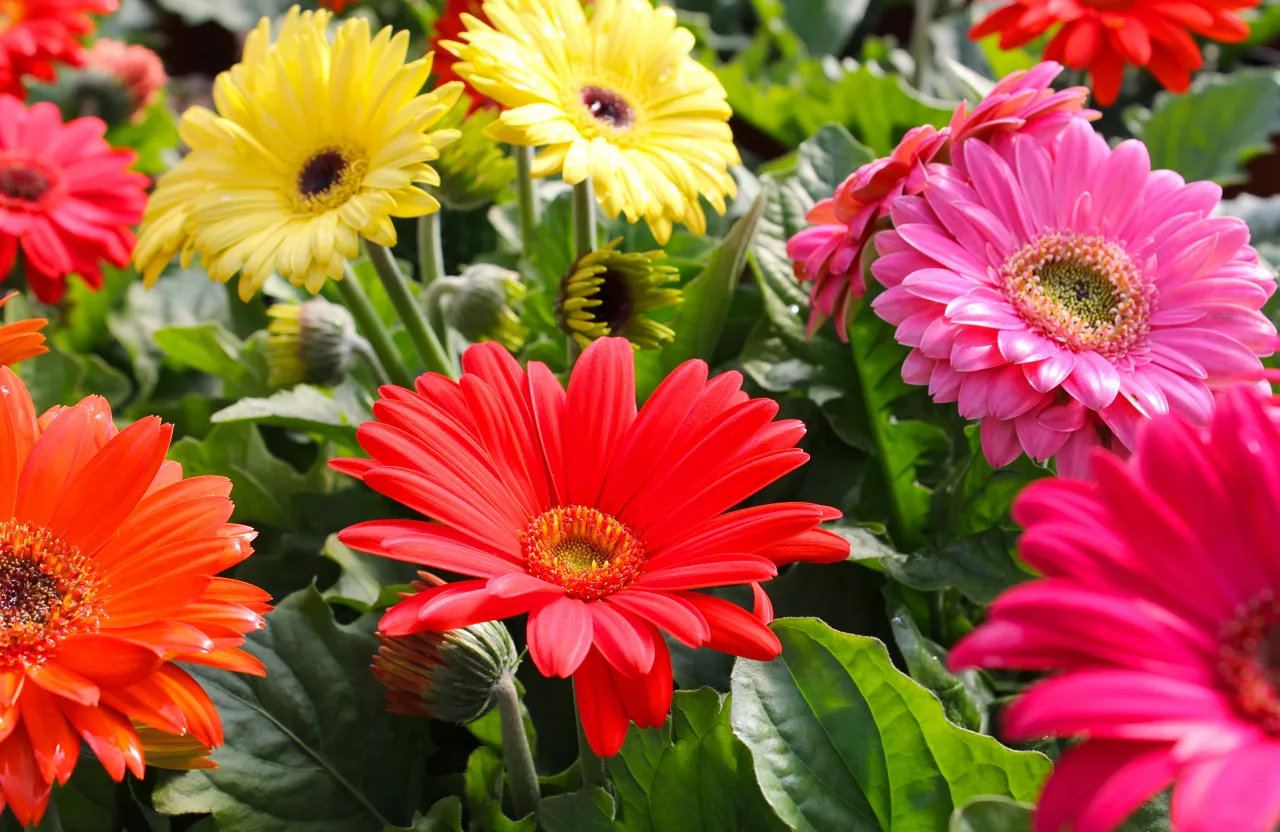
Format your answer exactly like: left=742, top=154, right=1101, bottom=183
left=337, top=264, right=415, bottom=389
left=909, top=0, right=935, bottom=89
left=417, top=211, right=445, bottom=288
left=571, top=179, right=597, bottom=259
left=513, top=145, right=540, bottom=255
left=494, top=673, right=541, bottom=819
left=365, top=242, right=455, bottom=378
left=574, top=685, right=608, bottom=789
left=351, top=335, right=391, bottom=388
left=423, top=278, right=463, bottom=352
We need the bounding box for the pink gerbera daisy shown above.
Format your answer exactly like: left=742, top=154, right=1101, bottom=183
left=787, top=62, right=1095, bottom=339
left=950, top=387, right=1280, bottom=832
left=870, top=118, right=1275, bottom=476
left=334, top=338, right=849, bottom=756
left=0, top=95, right=147, bottom=302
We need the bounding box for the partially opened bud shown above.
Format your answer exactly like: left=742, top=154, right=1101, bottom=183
left=558, top=238, right=681, bottom=350
left=445, top=264, right=526, bottom=351
left=266, top=298, right=358, bottom=389
left=432, top=97, right=516, bottom=210
left=135, top=724, right=217, bottom=771
left=373, top=577, right=521, bottom=724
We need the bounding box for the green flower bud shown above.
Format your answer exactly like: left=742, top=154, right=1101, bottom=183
left=432, top=97, right=516, bottom=211
left=444, top=265, right=527, bottom=352
left=266, top=298, right=358, bottom=389
left=558, top=238, right=682, bottom=350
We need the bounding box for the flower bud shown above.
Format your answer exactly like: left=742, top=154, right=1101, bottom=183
left=266, top=298, right=358, bottom=389
left=445, top=265, right=526, bottom=351
left=558, top=238, right=682, bottom=350
left=81, top=39, right=168, bottom=124
left=135, top=723, right=216, bottom=771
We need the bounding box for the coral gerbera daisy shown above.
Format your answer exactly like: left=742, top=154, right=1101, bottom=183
left=443, top=0, right=740, bottom=244
left=970, top=0, right=1257, bottom=106
left=133, top=7, right=463, bottom=300
left=951, top=386, right=1280, bottom=832
left=0, top=0, right=115, bottom=98
left=788, top=62, right=1095, bottom=339
left=0, top=368, right=269, bottom=825
left=334, top=337, right=849, bottom=755
left=0, top=95, right=147, bottom=303
left=0, top=293, right=47, bottom=367
left=870, top=119, right=1276, bottom=476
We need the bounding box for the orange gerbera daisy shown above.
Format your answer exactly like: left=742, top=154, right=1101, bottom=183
left=970, top=0, right=1257, bottom=105
left=0, top=369, right=269, bottom=825
left=0, top=293, right=47, bottom=367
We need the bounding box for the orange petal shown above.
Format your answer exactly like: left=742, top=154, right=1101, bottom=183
left=179, top=647, right=266, bottom=677
left=100, top=575, right=212, bottom=627
left=94, top=495, right=232, bottom=571
left=27, top=664, right=99, bottom=707
left=0, top=368, right=39, bottom=518
left=104, top=621, right=215, bottom=659
left=0, top=726, right=53, bottom=827
left=54, top=635, right=165, bottom=688
left=59, top=700, right=144, bottom=781
left=17, top=683, right=79, bottom=785
left=99, top=683, right=188, bottom=737
left=154, top=666, right=222, bottom=748
left=15, top=405, right=93, bottom=528
left=0, top=669, right=24, bottom=710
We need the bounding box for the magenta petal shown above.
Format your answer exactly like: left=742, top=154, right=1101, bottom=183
left=1062, top=351, right=1121, bottom=410
left=902, top=350, right=934, bottom=385
left=998, top=328, right=1059, bottom=364
left=1015, top=413, right=1072, bottom=461
left=1171, top=742, right=1280, bottom=832
left=1037, top=398, right=1088, bottom=433
left=980, top=417, right=1022, bottom=468
left=950, top=329, right=1007, bottom=372
left=1022, top=350, right=1075, bottom=392
left=945, top=296, right=1027, bottom=329
left=1035, top=741, right=1177, bottom=832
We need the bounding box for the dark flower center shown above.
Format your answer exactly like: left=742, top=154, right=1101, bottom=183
left=581, top=86, right=634, bottom=130
left=1220, top=592, right=1280, bottom=733
left=594, top=270, right=634, bottom=334
left=298, top=150, right=349, bottom=198
left=521, top=506, right=645, bottom=600
left=0, top=558, right=60, bottom=630
left=0, top=521, right=104, bottom=665
left=0, top=162, right=52, bottom=205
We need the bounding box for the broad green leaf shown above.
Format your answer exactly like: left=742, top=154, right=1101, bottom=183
left=465, top=746, right=537, bottom=832
left=880, top=528, right=1033, bottom=605
left=320, top=534, right=417, bottom=613
left=538, top=787, right=615, bottom=832
left=153, top=322, right=268, bottom=396
left=609, top=689, right=787, bottom=832
left=18, top=346, right=131, bottom=413
left=949, top=796, right=1033, bottom=832
left=1119, top=792, right=1171, bottom=831
left=211, top=383, right=369, bottom=446
left=781, top=0, right=869, bottom=58
left=153, top=588, right=421, bottom=831
left=1126, top=70, right=1280, bottom=186
left=167, top=423, right=309, bottom=526
left=849, top=292, right=950, bottom=551
left=731, top=619, right=1051, bottom=832
left=931, top=429, right=1048, bottom=539
left=57, top=267, right=135, bottom=354
left=662, top=190, right=768, bottom=372
left=385, top=798, right=465, bottom=832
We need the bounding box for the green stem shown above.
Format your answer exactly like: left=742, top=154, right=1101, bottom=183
left=351, top=335, right=391, bottom=388
left=513, top=145, right=540, bottom=255
left=909, top=0, right=935, bottom=90
left=571, top=179, right=597, bottom=259
left=574, top=686, right=608, bottom=789
left=423, top=278, right=463, bottom=347
left=364, top=242, right=455, bottom=378
left=494, top=673, right=541, bottom=819
left=416, top=211, right=445, bottom=288
left=337, top=264, right=414, bottom=389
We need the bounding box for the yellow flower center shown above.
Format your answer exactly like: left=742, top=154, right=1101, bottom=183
left=292, top=145, right=368, bottom=214
left=0, top=520, right=104, bottom=667
left=520, top=506, right=645, bottom=601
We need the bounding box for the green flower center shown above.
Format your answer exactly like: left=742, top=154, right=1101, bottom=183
left=1035, top=260, right=1119, bottom=326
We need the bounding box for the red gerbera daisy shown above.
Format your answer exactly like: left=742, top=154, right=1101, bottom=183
left=0, top=95, right=147, bottom=303
left=335, top=338, right=850, bottom=756
left=970, top=0, right=1258, bottom=106
left=0, top=368, right=270, bottom=825
left=0, top=0, right=115, bottom=98
left=316, top=0, right=357, bottom=12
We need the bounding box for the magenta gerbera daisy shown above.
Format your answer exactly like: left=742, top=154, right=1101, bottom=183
left=787, top=62, right=1096, bottom=340
left=0, top=95, right=146, bottom=302
left=870, top=118, right=1276, bottom=476
left=951, top=386, right=1280, bottom=832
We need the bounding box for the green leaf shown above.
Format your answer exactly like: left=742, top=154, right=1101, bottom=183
left=211, top=383, right=369, bottom=446
left=385, top=798, right=465, bottom=832
left=320, top=534, right=418, bottom=613
left=781, top=0, right=869, bottom=58
left=880, top=528, right=1033, bottom=605
left=662, top=190, right=768, bottom=372
left=57, top=267, right=135, bottom=354
left=1126, top=70, right=1280, bottom=186
left=608, top=688, right=787, bottom=832
left=731, top=618, right=1051, bottom=832
left=465, top=746, right=538, bottom=832
left=949, top=796, right=1034, bottom=832
left=17, top=346, right=131, bottom=413
left=106, top=96, right=180, bottom=175
left=538, top=786, right=616, bottom=832
left=153, top=588, right=420, bottom=831
left=153, top=322, right=269, bottom=396
left=166, top=423, right=309, bottom=526
left=931, top=429, right=1049, bottom=539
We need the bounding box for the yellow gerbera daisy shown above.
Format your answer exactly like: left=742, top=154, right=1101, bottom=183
left=134, top=7, right=463, bottom=300
left=443, top=0, right=740, bottom=244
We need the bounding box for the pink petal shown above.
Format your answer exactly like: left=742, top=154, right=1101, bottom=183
left=1023, top=350, right=1075, bottom=392
left=1172, top=742, right=1280, bottom=832
left=998, top=329, right=1059, bottom=364
left=980, top=417, right=1023, bottom=468
left=1061, top=351, right=1121, bottom=410
left=1035, top=741, right=1177, bottom=832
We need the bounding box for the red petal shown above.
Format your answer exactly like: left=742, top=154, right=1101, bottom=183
left=674, top=593, right=782, bottom=661
left=54, top=634, right=165, bottom=688
left=610, top=624, right=673, bottom=729
left=588, top=602, right=654, bottom=678
left=605, top=591, right=709, bottom=648
left=60, top=700, right=144, bottom=781
left=27, top=664, right=98, bottom=707
left=0, top=727, right=52, bottom=827
left=527, top=596, right=593, bottom=678
left=573, top=649, right=630, bottom=757
left=527, top=361, right=568, bottom=504
left=565, top=338, right=636, bottom=507
left=17, top=683, right=79, bottom=786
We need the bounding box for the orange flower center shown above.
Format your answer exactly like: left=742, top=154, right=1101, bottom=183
left=1220, top=591, right=1280, bottom=733
left=0, top=1, right=20, bottom=30
left=0, top=520, right=104, bottom=667
left=1000, top=232, right=1152, bottom=359
left=0, top=155, right=59, bottom=211
left=520, top=506, right=645, bottom=601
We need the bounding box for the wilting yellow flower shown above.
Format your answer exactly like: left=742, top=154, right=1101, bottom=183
left=558, top=238, right=681, bottom=349
left=443, top=0, right=739, bottom=244
left=134, top=7, right=463, bottom=300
